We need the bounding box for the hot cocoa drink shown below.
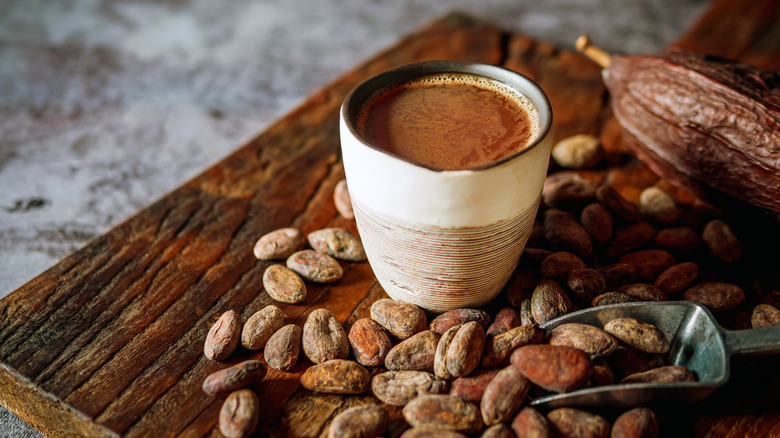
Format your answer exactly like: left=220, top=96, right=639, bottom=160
left=355, top=73, right=539, bottom=170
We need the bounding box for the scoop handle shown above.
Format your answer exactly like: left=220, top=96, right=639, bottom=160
left=723, top=325, right=780, bottom=356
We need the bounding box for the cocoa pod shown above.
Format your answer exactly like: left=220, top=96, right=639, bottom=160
left=653, top=227, right=702, bottom=255
left=603, top=318, right=670, bottom=354
left=308, top=227, right=367, bottom=262
left=654, top=262, right=698, bottom=295
left=639, top=186, right=680, bottom=224
left=402, top=394, right=483, bottom=433
left=385, top=330, right=440, bottom=372
left=611, top=407, right=658, bottom=438
left=449, top=368, right=501, bottom=403
left=752, top=304, right=780, bottom=328
left=348, top=318, right=392, bottom=367
left=481, top=365, right=531, bottom=426
left=287, top=250, right=343, bottom=283
left=219, top=389, right=259, bottom=438
left=371, top=298, right=427, bottom=340
left=372, top=370, right=449, bottom=406
left=434, top=325, right=461, bottom=380
left=264, top=324, right=302, bottom=371
left=204, top=310, right=241, bottom=361
left=328, top=405, right=389, bottom=438
left=702, top=219, right=742, bottom=262
left=511, top=345, right=592, bottom=393
left=567, top=268, right=607, bottom=302
left=542, top=171, right=598, bottom=211
left=445, top=321, right=486, bottom=378
left=430, top=308, right=491, bottom=334
left=511, top=407, right=553, bottom=438
left=481, top=424, right=516, bottom=438
left=540, top=251, right=587, bottom=278
left=620, top=365, right=696, bottom=384
left=580, top=203, right=613, bottom=244
left=618, top=249, right=675, bottom=281
left=531, top=279, right=571, bottom=325
left=546, top=407, right=610, bottom=438
left=683, top=282, right=746, bottom=312
left=241, top=305, right=285, bottom=350
left=253, top=227, right=305, bottom=260
left=302, top=308, right=349, bottom=364
left=481, top=324, right=545, bottom=368
left=333, top=179, right=354, bottom=220
left=263, top=264, right=307, bottom=304
left=300, top=359, right=370, bottom=394
left=605, top=221, right=657, bottom=256
left=548, top=323, right=617, bottom=359
left=595, top=184, right=642, bottom=222
left=543, top=209, right=593, bottom=256
left=486, top=307, right=522, bottom=337
left=616, top=283, right=667, bottom=302
left=551, top=134, right=603, bottom=169
left=202, top=360, right=266, bottom=397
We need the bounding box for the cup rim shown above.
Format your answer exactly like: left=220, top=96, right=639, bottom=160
left=341, top=60, right=553, bottom=172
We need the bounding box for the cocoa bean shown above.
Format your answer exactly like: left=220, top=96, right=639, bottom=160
left=481, top=365, right=531, bottom=426
left=287, top=249, right=343, bottom=283
left=511, top=407, right=553, bottom=438
left=400, top=427, right=468, bottom=438
left=241, top=305, right=285, bottom=350
left=683, top=282, right=746, bottom=312
left=402, top=394, right=483, bottom=433
left=505, top=267, right=538, bottom=308
left=371, top=298, right=427, bottom=340
left=481, top=424, right=516, bottom=438
left=487, top=307, right=522, bottom=337
left=430, top=308, right=491, bottom=334
left=219, top=389, right=259, bottom=438
left=603, top=318, right=670, bottom=354
left=611, top=407, right=658, bottom=438
left=511, top=344, right=592, bottom=393
left=300, top=359, right=370, bottom=394
left=520, top=299, right=534, bottom=326
left=620, top=365, right=695, bottom=384
left=597, top=263, right=639, bottom=290
left=531, top=279, right=571, bottom=325
left=653, top=227, right=702, bottom=255
left=328, top=405, right=389, bottom=438
left=333, top=179, right=354, bottom=220
left=548, top=323, right=617, bottom=359
left=638, top=186, right=680, bottom=224
left=204, top=310, right=241, bottom=361
left=434, top=325, right=461, bottom=380
left=654, top=262, right=698, bottom=296
left=520, top=247, right=555, bottom=266
left=616, top=283, right=667, bottom=302
left=543, top=209, right=593, bottom=256
left=541, top=251, right=587, bottom=278
left=348, top=318, right=392, bottom=367
left=552, top=134, right=604, bottom=169
left=596, top=184, right=643, bottom=222
left=385, top=330, right=440, bottom=372
left=542, top=172, right=598, bottom=211
left=372, top=370, right=449, bottom=406
left=752, top=304, right=780, bottom=328
left=546, top=408, right=610, bottom=438
left=605, top=346, right=665, bottom=380
left=481, top=324, right=545, bottom=368
left=703, top=219, right=742, bottom=262
left=263, top=264, right=307, bottom=304
left=589, top=358, right=615, bottom=387
left=253, top=227, right=305, bottom=260
left=606, top=221, right=657, bottom=256
left=618, top=249, right=675, bottom=281
left=449, top=369, right=501, bottom=403
left=264, top=324, right=302, bottom=371
left=445, top=321, right=486, bottom=379
left=591, top=292, right=638, bottom=307
left=580, top=203, right=613, bottom=244
left=567, top=268, right=607, bottom=302
left=308, top=227, right=367, bottom=262
left=202, top=360, right=266, bottom=397
left=302, top=308, right=349, bottom=364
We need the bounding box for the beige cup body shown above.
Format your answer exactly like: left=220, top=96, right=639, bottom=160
left=340, top=61, right=553, bottom=313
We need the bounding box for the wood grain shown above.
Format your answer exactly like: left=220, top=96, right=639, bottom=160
left=1, top=0, right=779, bottom=437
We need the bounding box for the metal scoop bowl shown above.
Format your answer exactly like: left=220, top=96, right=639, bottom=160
left=529, top=301, right=780, bottom=409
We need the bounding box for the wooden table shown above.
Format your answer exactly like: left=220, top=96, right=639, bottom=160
left=1, top=0, right=779, bottom=436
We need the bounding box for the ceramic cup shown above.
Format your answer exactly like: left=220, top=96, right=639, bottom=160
left=339, top=60, right=553, bottom=313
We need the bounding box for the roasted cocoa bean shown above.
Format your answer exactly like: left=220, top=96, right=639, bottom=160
left=371, top=298, right=427, bottom=340
left=446, top=321, right=486, bottom=379
left=654, top=262, right=698, bottom=296
left=653, top=227, right=702, bottom=255
left=618, top=249, right=675, bottom=281
left=589, top=358, right=616, bottom=387
left=543, top=209, right=594, bottom=256
left=204, top=310, right=241, bottom=361
left=611, top=407, right=658, bottom=438
left=481, top=365, right=531, bottom=426
left=606, top=221, right=657, bottom=256
left=241, top=305, right=285, bottom=350
left=591, top=292, right=638, bottom=307
left=520, top=247, right=555, bottom=266
left=402, top=394, right=483, bottom=433
left=511, top=345, right=592, bottom=393
left=520, top=298, right=534, bottom=326
left=487, top=307, right=522, bottom=337
left=264, top=324, right=302, bottom=371
left=202, top=360, right=266, bottom=397
left=639, top=186, right=680, bottom=224
left=541, top=251, right=587, bottom=278
left=597, top=263, right=639, bottom=290
left=287, top=250, right=343, bottom=283
left=552, top=134, right=604, bottom=169
left=595, top=184, right=643, bottom=222
left=308, top=227, right=366, bottom=262
left=752, top=304, right=780, bottom=328
left=683, top=282, right=746, bottom=312
left=328, top=405, right=389, bottom=438
left=703, top=219, right=742, bottom=262
left=617, top=283, right=667, bottom=302
left=531, top=279, right=572, bottom=325
left=546, top=408, right=610, bottom=438
left=300, top=359, right=370, bottom=394
left=348, top=317, right=392, bottom=367
left=333, top=179, right=354, bottom=220
left=567, top=268, right=607, bottom=302
left=372, top=370, right=449, bottom=406
left=449, top=368, right=501, bottom=403
left=511, top=407, right=553, bottom=438
left=580, top=203, right=613, bottom=244
left=481, top=324, right=545, bottom=368
left=263, top=264, right=307, bottom=304
left=253, top=227, right=305, bottom=260
left=430, top=308, right=491, bottom=334
left=385, top=330, right=440, bottom=372
left=542, top=172, right=598, bottom=211
left=620, top=365, right=695, bottom=384
left=302, top=308, right=349, bottom=364
left=548, top=323, right=617, bottom=359
left=219, top=389, right=259, bottom=438
left=603, top=318, right=670, bottom=354
left=434, top=325, right=461, bottom=380
left=481, top=424, right=516, bottom=438
left=400, top=427, right=468, bottom=438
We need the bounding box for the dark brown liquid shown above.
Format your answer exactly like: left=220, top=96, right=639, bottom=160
left=356, top=74, right=537, bottom=170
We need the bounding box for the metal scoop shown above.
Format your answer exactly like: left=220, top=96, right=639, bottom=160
left=529, top=301, right=780, bottom=409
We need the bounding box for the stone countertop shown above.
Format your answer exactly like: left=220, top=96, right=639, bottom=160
left=0, top=0, right=708, bottom=436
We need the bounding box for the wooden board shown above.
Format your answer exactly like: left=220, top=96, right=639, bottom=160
left=1, top=0, right=779, bottom=436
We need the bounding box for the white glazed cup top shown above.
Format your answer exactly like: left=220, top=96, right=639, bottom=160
left=340, top=60, right=554, bottom=313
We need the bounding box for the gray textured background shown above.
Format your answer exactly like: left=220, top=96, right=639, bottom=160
left=0, top=0, right=708, bottom=436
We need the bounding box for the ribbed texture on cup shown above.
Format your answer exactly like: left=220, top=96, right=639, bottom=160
left=352, top=198, right=540, bottom=312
